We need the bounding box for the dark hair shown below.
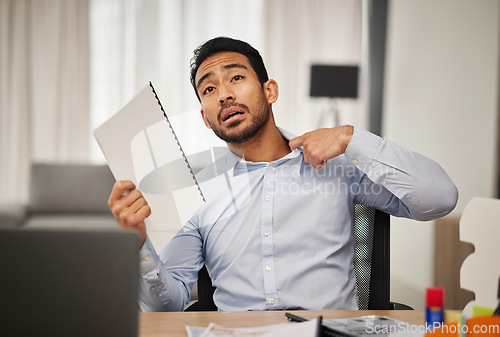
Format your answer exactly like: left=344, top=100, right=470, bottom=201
left=190, top=36, right=269, bottom=101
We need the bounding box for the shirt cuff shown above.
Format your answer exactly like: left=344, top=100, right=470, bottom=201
left=344, top=127, right=382, bottom=173
left=139, top=236, right=160, bottom=275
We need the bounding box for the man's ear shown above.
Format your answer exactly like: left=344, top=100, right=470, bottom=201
left=200, top=109, right=211, bottom=129
left=263, top=79, right=279, bottom=104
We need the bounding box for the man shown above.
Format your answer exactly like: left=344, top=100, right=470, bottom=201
left=108, top=37, right=458, bottom=311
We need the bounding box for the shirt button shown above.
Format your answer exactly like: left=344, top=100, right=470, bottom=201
left=269, top=163, right=275, bottom=168
left=264, top=230, right=270, bottom=236
left=265, top=266, right=272, bottom=271
left=352, top=159, right=359, bottom=165
left=264, top=195, right=271, bottom=202
left=144, top=256, right=151, bottom=262
left=269, top=298, right=275, bottom=305
left=382, top=180, right=387, bottom=185
left=157, top=285, right=163, bottom=290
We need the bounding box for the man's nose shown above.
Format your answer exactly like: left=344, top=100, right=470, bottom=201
left=218, top=84, right=234, bottom=104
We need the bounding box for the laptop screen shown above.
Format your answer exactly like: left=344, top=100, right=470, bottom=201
left=0, top=228, right=140, bottom=337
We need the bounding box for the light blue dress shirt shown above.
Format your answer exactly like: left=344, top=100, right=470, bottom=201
left=137, top=127, right=457, bottom=312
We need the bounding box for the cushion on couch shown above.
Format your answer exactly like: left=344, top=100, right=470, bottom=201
left=0, top=204, right=27, bottom=228
left=23, top=214, right=119, bottom=229
left=29, top=163, right=116, bottom=214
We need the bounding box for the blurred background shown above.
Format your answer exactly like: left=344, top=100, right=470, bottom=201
left=1, top=0, right=498, bottom=310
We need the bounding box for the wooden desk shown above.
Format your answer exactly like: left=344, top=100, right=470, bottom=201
left=139, top=310, right=425, bottom=337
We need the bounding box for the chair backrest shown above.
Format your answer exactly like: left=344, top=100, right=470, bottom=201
left=194, top=204, right=391, bottom=311
left=460, top=197, right=500, bottom=316
left=353, top=204, right=391, bottom=310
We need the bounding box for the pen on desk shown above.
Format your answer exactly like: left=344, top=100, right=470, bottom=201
left=285, top=313, right=356, bottom=337
left=286, top=312, right=310, bottom=323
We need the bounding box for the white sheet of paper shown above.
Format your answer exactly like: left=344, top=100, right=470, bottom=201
left=93, top=83, right=205, bottom=250
left=186, top=318, right=320, bottom=337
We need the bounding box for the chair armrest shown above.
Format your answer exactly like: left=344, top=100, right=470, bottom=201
left=0, top=203, right=28, bottom=228
left=184, top=300, right=200, bottom=311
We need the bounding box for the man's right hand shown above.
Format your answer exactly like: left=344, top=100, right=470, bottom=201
left=108, top=180, right=151, bottom=247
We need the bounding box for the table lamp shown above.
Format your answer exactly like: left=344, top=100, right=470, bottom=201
left=309, top=65, right=359, bottom=126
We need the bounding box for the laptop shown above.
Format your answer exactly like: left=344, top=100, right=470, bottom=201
left=0, top=228, right=140, bottom=337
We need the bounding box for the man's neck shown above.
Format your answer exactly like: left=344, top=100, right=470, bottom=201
left=227, top=123, right=291, bottom=163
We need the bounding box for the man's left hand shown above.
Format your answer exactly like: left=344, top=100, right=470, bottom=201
left=289, top=125, right=354, bottom=169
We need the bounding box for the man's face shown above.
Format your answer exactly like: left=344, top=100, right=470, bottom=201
left=195, top=51, right=274, bottom=144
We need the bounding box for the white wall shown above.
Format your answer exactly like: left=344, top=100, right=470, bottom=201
left=383, top=0, right=499, bottom=309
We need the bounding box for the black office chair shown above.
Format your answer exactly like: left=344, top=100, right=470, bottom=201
left=353, top=204, right=411, bottom=310
left=187, top=204, right=412, bottom=311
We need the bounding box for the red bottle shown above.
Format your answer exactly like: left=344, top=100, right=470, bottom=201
left=426, top=287, right=444, bottom=330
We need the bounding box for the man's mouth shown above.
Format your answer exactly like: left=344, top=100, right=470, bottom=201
left=221, top=106, right=245, bottom=122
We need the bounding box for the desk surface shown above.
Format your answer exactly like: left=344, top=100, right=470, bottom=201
left=139, top=310, right=425, bottom=337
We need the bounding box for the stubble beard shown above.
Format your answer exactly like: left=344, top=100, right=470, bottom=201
left=210, top=96, right=271, bottom=145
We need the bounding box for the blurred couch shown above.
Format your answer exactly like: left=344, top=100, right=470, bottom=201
left=0, top=162, right=201, bottom=304
left=0, top=163, right=118, bottom=230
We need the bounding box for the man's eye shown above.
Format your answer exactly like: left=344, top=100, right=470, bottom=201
left=233, top=75, right=243, bottom=81
left=203, top=87, right=215, bottom=95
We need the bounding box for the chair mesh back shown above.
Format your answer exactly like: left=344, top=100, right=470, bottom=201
left=353, top=204, right=375, bottom=310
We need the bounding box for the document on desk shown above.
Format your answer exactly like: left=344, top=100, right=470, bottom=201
left=93, top=82, right=205, bottom=251
left=186, top=317, right=321, bottom=337
left=322, top=315, right=425, bottom=336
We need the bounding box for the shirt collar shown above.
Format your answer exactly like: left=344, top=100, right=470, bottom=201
left=277, top=127, right=296, bottom=142
left=224, top=127, right=302, bottom=172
